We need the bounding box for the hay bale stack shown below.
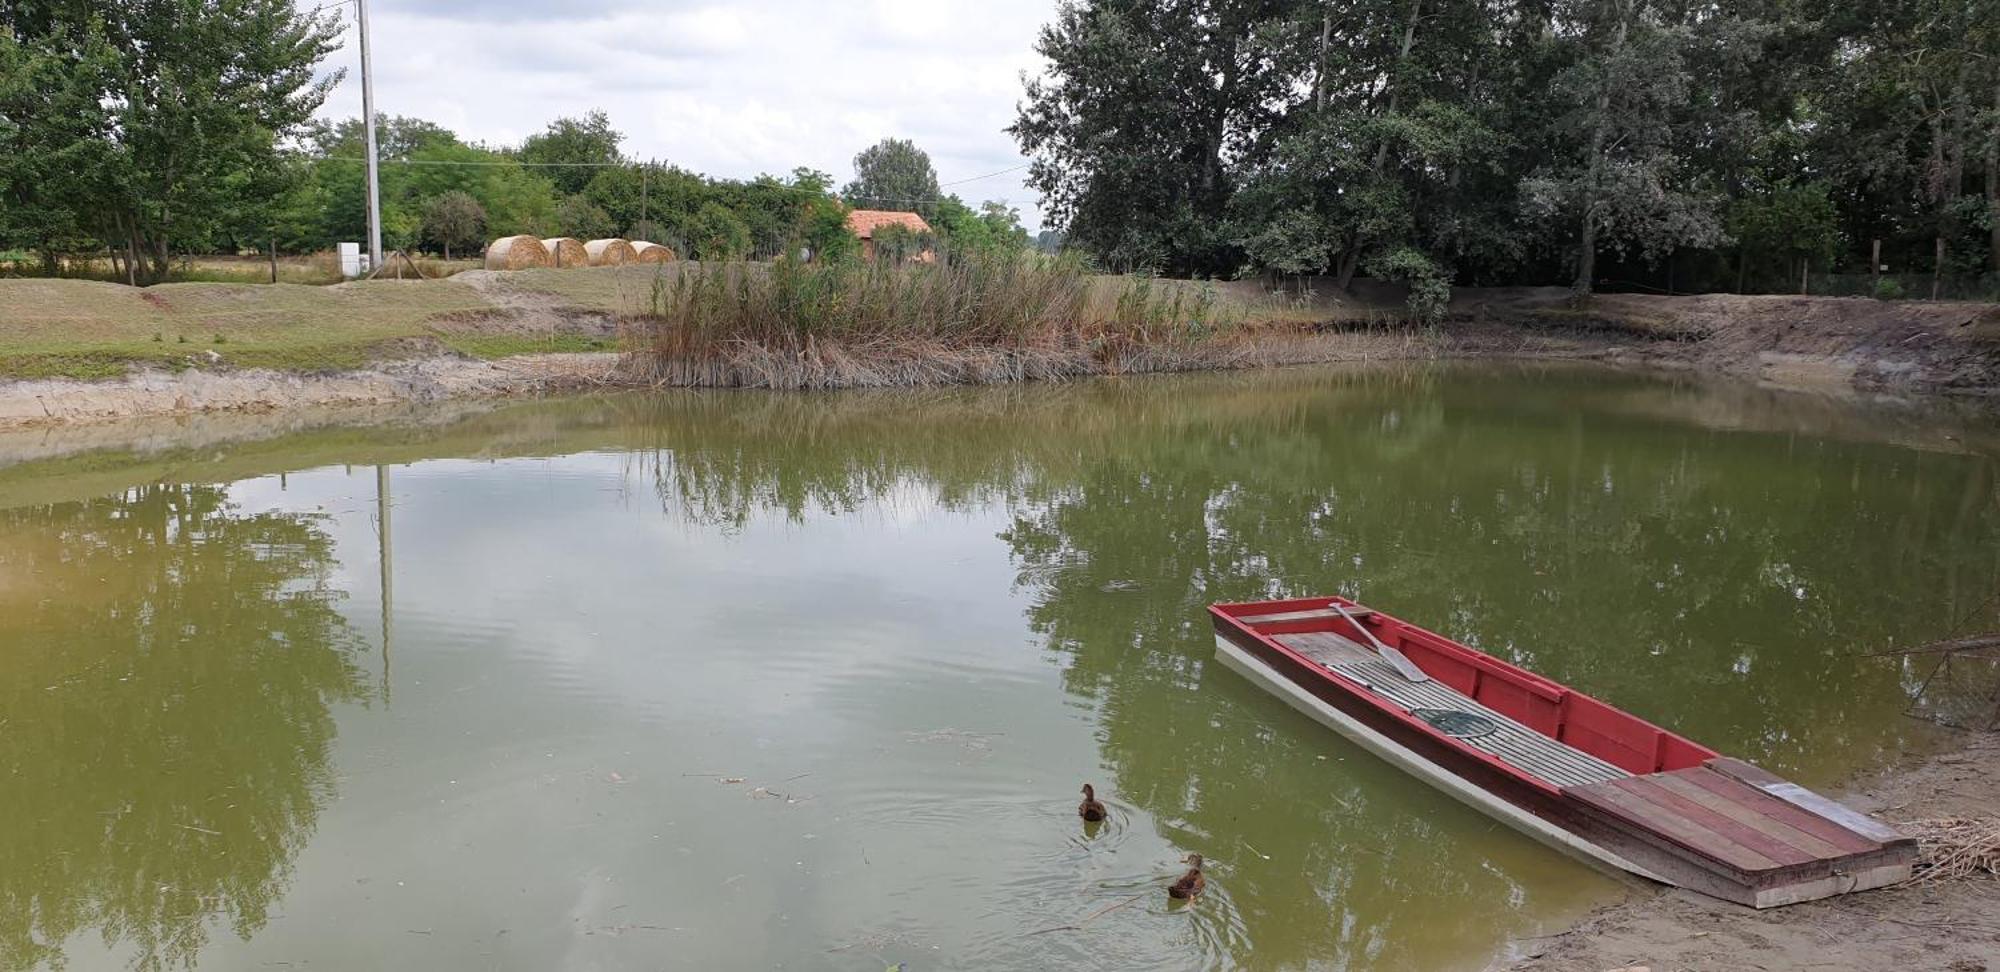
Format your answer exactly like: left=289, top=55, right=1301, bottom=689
left=541, top=237, right=589, bottom=268
left=630, top=241, right=677, bottom=264
left=484, top=235, right=551, bottom=271
left=585, top=238, right=638, bottom=266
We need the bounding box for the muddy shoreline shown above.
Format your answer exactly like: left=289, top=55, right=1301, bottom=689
left=1500, top=730, right=2000, bottom=972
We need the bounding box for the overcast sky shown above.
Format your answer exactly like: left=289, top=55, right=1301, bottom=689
left=312, top=0, right=1060, bottom=230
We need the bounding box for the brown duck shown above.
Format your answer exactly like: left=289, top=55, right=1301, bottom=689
left=1167, top=854, right=1205, bottom=900
left=1078, top=784, right=1107, bottom=822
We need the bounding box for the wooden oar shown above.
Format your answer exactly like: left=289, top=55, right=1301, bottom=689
left=1331, top=602, right=1430, bottom=683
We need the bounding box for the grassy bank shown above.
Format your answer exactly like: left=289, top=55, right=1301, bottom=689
left=0, top=274, right=612, bottom=379
left=1, top=262, right=1995, bottom=398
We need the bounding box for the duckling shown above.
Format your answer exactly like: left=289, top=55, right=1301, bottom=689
left=1167, top=853, right=1205, bottom=900
left=1078, top=783, right=1108, bottom=822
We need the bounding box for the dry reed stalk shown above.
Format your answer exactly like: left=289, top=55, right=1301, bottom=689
left=585, top=238, right=638, bottom=266
left=484, top=235, right=551, bottom=271
left=1905, top=817, right=2000, bottom=882
left=630, top=241, right=676, bottom=264
left=541, top=237, right=589, bottom=268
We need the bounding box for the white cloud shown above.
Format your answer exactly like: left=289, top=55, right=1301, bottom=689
left=313, top=0, right=1056, bottom=229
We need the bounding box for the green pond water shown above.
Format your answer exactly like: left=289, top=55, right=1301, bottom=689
left=2, top=363, right=1997, bottom=971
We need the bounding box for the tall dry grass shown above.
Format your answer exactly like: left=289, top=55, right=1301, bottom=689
left=624, top=252, right=1244, bottom=388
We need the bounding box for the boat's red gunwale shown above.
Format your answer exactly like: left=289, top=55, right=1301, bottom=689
left=1210, top=597, right=1717, bottom=788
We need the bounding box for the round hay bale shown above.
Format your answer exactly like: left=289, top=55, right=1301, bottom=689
left=630, top=240, right=677, bottom=264
left=584, top=238, right=638, bottom=266
left=541, top=237, right=589, bottom=268
left=484, top=235, right=551, bottom=271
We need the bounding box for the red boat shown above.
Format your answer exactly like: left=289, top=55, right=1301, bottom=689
left=1210, top=595, right=1916, bottom=907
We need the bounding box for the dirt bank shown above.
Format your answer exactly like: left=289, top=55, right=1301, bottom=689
left=2, top=269, right=1996, bottom=430
left=0, top=352, right=619, bottom=429
left=0, top=317, right=1691, bottom=431
left=1449, top=287, right=2000, bottom=396
left=1501, top=730, right=2000, bottom=972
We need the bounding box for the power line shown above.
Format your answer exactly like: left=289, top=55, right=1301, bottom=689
left=308, top=154, right=1023, bottom=207
left=941, top=162, right=1030, bottom=187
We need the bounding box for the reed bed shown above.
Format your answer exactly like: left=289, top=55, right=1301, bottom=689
left=624, top=252, right=1249, bottom=389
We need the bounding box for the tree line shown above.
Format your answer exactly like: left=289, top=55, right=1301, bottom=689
left=1, top=2, right=1028, bottom=284
left=1013, top=0, right=2000, bottom=311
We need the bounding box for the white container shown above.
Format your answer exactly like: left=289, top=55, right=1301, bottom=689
left=338, top=242, right=362, bottom=278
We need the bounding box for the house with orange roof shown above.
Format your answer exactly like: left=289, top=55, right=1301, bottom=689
left=844, top=209, right=936, bottom=263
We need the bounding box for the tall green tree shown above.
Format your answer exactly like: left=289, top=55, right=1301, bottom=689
left=842, top=138, right=941, bottom=214
left=421, top=190, right=486, bottom=260
left=1521, top=0, right=1726, bottom=294
left=519, top=110, right=625, bottom=195
left=0, top=17, right=118, bottom=273
left=3, top=1, right=341, bottom=282
left=1013, top=0, right=1305, bottom=275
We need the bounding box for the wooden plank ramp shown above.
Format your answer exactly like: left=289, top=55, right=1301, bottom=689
left=1565, top=764, right=1917, bottom=906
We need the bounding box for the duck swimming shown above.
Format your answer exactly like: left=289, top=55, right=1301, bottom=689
left=1167, top=854, right=1205, bottom=900
left=1078, top=783, right=1107, bottom=822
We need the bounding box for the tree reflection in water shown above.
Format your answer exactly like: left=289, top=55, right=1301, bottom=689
left=0, top=484, right=366, bottom=971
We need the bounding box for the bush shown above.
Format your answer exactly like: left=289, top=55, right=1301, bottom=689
left=1872, top=277, right=1905, bottom=301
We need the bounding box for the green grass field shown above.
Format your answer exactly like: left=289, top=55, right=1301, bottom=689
left=0, top=276, right=514, bottom=378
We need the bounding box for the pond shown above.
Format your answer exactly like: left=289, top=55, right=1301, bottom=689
left=3, top=363, right=1996, bottom=971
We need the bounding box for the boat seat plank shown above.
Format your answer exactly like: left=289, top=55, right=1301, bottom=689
left=1239, top=606, right=1376, bottom=626
left=1274, top=632, right=1629, bottom=789
left=1274, top=631, right=1380, bottom=667
left=1565, top=766, right=1905, bottom=877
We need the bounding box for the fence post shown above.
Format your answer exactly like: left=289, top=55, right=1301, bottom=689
left=270, top=237, right=278, bottom=284
left=1871, top=238, right=1881, bottom=294
left=1933, top=237, right=1944, bottom=300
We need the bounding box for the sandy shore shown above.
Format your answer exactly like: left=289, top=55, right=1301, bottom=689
left=1500, top=731, right=2000, bottom=972
left=0, top=351, right=623, bottom=430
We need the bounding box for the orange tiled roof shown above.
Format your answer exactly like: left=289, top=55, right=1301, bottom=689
left=844, top=209, right=932, bottom=238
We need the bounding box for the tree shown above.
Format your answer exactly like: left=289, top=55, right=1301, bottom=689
left=1521, top=0, right=1725, bottom=294
left=3, top=1, right=342, bottom=282
left=1012, top=0, right=1304, bottom=275
left=519, top=110, right=624, bottom=196
left=800, top=197, right=858, bottom=263
left=0, top=18, right=118, bottom=273
left=1727, top=181, right=1841, bottom=293
left=686, top=201, right=751, bottom=260
left=553, top=195, right=616, bottom=241
left=843, top=138, right=940, bottom=215
left=422, top=191, right=486, bottom=260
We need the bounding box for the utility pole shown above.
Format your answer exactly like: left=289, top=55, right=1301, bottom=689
left=358, top=0, right=383, bottom=272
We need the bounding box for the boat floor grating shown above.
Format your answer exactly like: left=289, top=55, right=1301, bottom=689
left=1274, top=631, right=1629, bottom=788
